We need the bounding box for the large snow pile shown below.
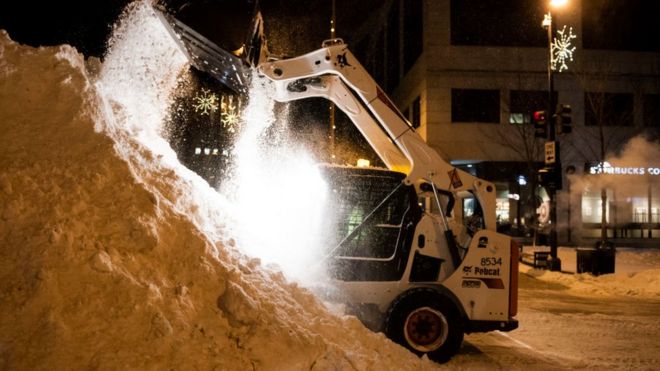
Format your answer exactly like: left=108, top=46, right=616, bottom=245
left=0, top=6, right=435, bottom=370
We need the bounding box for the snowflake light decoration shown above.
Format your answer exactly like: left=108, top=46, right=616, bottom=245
left=551, top=25, right=577, bottom=72
left=192, top=88, right=219, bottom=115
left=221, top=95, right=240, bottom=132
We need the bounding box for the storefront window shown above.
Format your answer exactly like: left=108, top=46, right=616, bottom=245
left=580, top=183, right=659, bottom=225
left=508, top=90, right=555, bottom=125
left=451, top=89, right=500, bottom=123
left=581, top=189, right=612, bottom=223
left=496, top=199, right=510, bottom=222
left=632, top=197, right=648, bottom=222
left=495, top=182, right=510, bottom=223
left=652, top=184, right=660, bottom=223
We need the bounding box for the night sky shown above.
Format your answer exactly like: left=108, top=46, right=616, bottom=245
left=2, top=1, right=657, bottom=59
left=0, top=1, right=132, bottom=57
left=0, top=0, right=381, bottom=58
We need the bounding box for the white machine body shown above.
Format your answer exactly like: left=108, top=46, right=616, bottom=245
left=257, top=41, right=518, bottom=331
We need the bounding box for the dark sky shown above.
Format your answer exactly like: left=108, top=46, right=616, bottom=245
left=2, top=0, right=658, bottom=58
left=0, top=0, right=132, bottom=56
left=450, top=0, right=659, bottom=52
left=582, top=0, right=660, bottom=51
left=0, top=0, right=382, bottom=58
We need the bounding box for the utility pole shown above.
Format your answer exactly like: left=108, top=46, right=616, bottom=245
left=534, top=0, right=574, bottom=271
left=543, top=9, right=561, bottom=271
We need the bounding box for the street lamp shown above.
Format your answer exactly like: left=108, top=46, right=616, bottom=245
left=544, top=0, right=569, bottom=123
left=542, top=0, right=568, bottom=272
left=329, top=0, right=337, bottom=162
left=550, top=0, right=568, bottom=8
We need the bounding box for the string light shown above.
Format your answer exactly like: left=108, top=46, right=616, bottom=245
left=221, top=95, right=240, bottom=132
left=551, top=25, right=577, bottom=72
left=192, top=88, right=219, bottom=115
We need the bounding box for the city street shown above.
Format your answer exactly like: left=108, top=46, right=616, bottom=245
left=451, top=262, right=660, bottom=370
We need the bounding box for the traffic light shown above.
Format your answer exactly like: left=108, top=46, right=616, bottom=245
left=537, top=166, right=562, bottom=190
left=533, top=110, right=547, bottom=138
left=556, top=104, right=572, bottom=134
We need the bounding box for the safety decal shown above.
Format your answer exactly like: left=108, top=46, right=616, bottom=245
left=462, top=277, right=505, bottom=289
left=337, top=52, right=351, bottom=68
left=448, top=168, right=463, bottom=189
left=373, top=88, right=410, bottom=126
left=462, top=279, right=481, bottom=289
left=477, top=236, right=488, bottom=248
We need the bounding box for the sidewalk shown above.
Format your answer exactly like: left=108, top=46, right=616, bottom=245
left=521, top=245, right=660, bottom=274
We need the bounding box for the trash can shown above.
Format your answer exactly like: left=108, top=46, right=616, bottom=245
left=577, top=242, right=616, bottom=276
left=576, top=248, right=596, bottom=274
left=594, top=240, right=616, bottom=275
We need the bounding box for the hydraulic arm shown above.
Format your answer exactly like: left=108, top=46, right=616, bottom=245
left=258, top=40, right=498, bottom=231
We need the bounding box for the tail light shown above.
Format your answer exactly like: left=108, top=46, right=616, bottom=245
left=509, top=239, right=519, bottom=317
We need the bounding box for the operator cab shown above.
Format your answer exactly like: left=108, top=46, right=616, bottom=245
left=319, top=165, right=421, bottom=282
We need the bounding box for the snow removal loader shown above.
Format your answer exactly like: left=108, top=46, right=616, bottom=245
left=155, top=0, right=518, bottom=362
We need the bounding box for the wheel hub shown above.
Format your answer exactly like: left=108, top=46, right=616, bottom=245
left=404, top=307, right=449, bottom=352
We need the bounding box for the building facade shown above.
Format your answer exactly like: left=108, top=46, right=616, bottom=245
left=355, top=0, right=660, bottom=246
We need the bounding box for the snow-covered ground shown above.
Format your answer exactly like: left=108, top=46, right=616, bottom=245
left=455, top=247, right=660, bottom=370
left=524, top=245, right=660, bottom=275
left=1, top=1, right=659, bottom=369
left=521, top=246, right=660, bottom=298
left=455, top=270, right=660, bottom=370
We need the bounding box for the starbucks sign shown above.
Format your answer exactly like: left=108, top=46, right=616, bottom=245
left=588, top=161, right=660, bottom=176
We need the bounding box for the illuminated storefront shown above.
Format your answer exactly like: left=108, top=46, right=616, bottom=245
left=454, top=160, right=660, bottom=245
left=455, top=162, right=539, bottom=237
left=576, top=162, right=660, bottom=241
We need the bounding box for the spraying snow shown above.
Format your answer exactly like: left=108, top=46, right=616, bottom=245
left=96, top=0, right=231, bottom=245
left=223, top=76, right=329, bottom=281
left=98, top=0, right=330, bottom=283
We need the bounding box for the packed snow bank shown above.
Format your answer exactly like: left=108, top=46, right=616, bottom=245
left=616, top=248, right=660, bottom=273
left=521, top=264, right=660, bottom=299
left=0, top=16, right=434, bottom=371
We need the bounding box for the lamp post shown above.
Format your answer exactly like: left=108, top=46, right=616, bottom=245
left=329, top=0, right=337, bottom=163
left=543, top=0, right=567, bottom=271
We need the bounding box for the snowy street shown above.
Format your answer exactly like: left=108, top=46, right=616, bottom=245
left=450, top=263, right=660, bottom=370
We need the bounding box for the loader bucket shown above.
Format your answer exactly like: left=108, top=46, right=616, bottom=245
left=155, top=0, right=265, bottom=93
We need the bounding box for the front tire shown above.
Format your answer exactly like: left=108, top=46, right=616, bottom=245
left=385, top=289, right=464, bottom=363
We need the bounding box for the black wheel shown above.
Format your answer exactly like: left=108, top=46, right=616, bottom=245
left=384, top=289, right=464, bottom=363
